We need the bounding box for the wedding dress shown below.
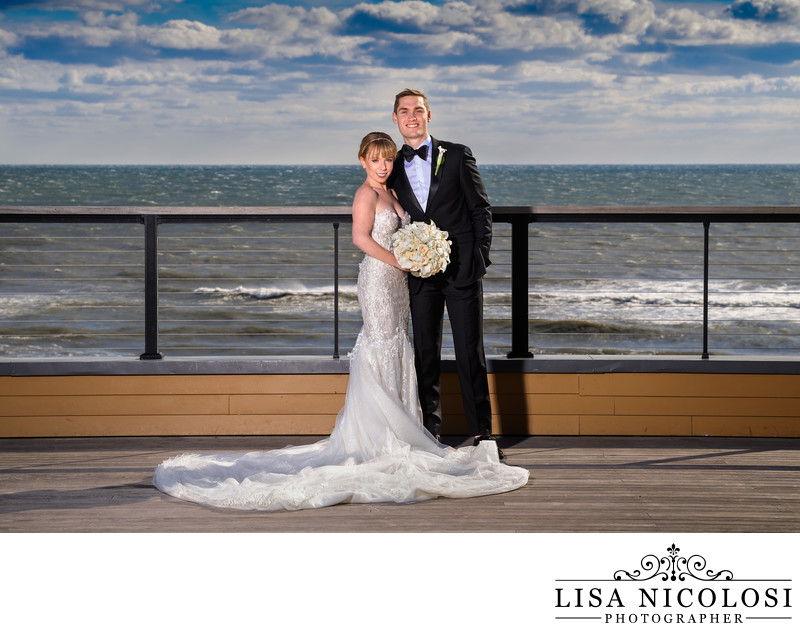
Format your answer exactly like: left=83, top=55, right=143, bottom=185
left=154, top=210, right=529, bottom=511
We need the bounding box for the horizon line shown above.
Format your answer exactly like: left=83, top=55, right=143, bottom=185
left=2, top=162, right=800, bottom=168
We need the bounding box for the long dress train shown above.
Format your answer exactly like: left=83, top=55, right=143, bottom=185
left=153, top=210, right=529, bottom=511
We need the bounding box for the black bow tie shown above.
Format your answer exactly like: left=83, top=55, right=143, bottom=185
left=401, top=144, right=428, bottom=162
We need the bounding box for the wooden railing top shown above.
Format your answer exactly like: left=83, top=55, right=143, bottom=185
left=2, top=205, right=800, bottom=223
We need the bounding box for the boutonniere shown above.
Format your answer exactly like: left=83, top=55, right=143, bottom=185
left=434, top=146, right=447, bottom=176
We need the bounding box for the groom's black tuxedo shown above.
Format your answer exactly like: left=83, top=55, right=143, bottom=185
left=390, top=138, right=492, bottom=290
left=389, top=137, right=493, bottom=437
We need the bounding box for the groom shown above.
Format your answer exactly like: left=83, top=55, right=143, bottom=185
left=388, top=88, right=501, bottom=456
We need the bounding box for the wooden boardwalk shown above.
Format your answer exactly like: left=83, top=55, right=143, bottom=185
left=1, top=435, right=798, bottom=532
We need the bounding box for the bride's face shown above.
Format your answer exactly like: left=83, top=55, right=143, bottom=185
left=360, top=150, right=394, bottom=185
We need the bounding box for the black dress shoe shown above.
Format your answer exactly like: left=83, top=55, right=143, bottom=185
left=473, top=434, right=506, bottom=460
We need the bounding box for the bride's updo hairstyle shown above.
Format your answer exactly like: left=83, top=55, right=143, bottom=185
left=358, top=131, right=396, bottom=161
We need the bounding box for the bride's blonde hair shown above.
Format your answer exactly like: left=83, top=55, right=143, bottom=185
left=358, top=132, right=396, bottom=161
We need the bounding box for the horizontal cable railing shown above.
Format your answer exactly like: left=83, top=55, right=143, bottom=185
left=1, top=206, right=799, bottom=359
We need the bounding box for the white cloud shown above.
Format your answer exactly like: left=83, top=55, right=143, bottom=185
left=227, top=4, right=371, bottom=60
left=479, top=13, right=589, bottom=50
left=0, top=28, right=20, bottom=49
left=386, top=29, right=483, bottom=53
left=649, top=7, right=800, bottom=45
left=657, top=72, right=800, bottom=97
left=12, top=10, right=140, bottom=47
left=141, top=20, right=226, bottom=50
left=344, top=0, right=448, bottom=28
left=16, top=0, right=176, bottom=12
left=228, top=4, right=341, bottom=30
left=516, top=59, right=618, bottom=85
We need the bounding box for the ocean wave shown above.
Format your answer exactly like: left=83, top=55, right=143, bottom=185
left=527, top=278, right=800, bottom=308
left=193, top=284, right=358, bottom=301
left=530, top=319, right=655, bottom=334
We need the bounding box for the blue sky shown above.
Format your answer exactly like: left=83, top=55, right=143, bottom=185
left=1, top=0, right=798, bottom=164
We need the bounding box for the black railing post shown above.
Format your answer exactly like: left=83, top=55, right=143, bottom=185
left=508, top=217, right=533, bottom=358
left=140, top=214, right=163, bottom=360
left=702, top=221, right=710, bottom=360
left=333, top=222, right=340, bottom=359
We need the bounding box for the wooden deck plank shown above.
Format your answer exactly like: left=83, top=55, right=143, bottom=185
left=0, top=415, right=339, bottom=437
left=1, top=394, right=231, bottom=416
left=581, top=373, right=800, bottom=397
left=616, top=395, right=800, bottom=416
left=1, top=436, right=798, bottom=533
left=0, top=374, right=351, bottom=396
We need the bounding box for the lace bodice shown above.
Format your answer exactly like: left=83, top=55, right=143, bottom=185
left=371, top=208, right=410, bottom=249
left=356, top=210, right=411, bottom=346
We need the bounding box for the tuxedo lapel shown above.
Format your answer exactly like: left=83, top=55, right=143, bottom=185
left=426, top=137, right=442, bottom=214
left=392, top=152, right=425, bottom=218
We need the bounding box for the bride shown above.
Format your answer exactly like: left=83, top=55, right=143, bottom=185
left=153, top=132, right=529, bottom=511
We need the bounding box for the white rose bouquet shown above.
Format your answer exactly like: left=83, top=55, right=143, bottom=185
left=391, top=220, right=451, bottom=278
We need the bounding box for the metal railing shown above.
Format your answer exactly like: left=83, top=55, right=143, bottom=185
left=2, top=205, right=800, bottom=360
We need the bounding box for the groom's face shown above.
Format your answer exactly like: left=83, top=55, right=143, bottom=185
left=393, top=96, right=431, bottom=146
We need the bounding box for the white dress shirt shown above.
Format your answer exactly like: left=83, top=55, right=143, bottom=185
left=403, top=136, right=432, bottom=212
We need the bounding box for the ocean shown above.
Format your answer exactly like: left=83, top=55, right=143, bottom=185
left=1, top=164, right=799, bottom=358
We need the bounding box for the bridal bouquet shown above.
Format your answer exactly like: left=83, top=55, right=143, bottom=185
left=392, top=220, right=451, bottom=278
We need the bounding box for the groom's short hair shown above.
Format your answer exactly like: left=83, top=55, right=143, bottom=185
left=393, top=88, right=429, bottom=113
